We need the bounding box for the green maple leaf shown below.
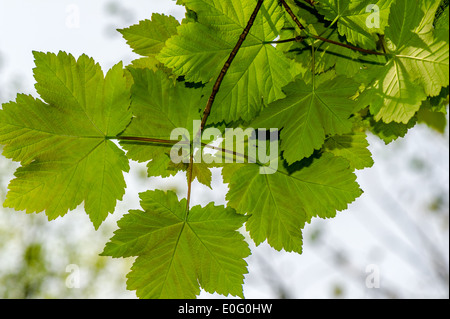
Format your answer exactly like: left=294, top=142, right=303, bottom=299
left=222, top=152, right=362, bottom=253
left=119, top=13, right=180, bottom=58
left=121, top=68, right=203, bottom=153
left=278, top=4, right=385, bottom=84
left=280, top=6, right=362, bottom=79
left=323, top=131, right=374, bottom=170
left=102, top=190, right=250, bottom=299
left=157, top=0, right=298, bottom=123
left=364, top=115, right=417, bottom=144
left=435, top=6, right=449, bottom=31
left=316, top=0, right=394, bottom=50
left=120, top=68, right=215, bottom=186
left=417, top=87, right=449, bottom=134
left=364, top=0, right=449, bottom=124
left=417, top=102, right=448, bottom=134
left=413, top=0, right=443, bottom=37
left=252, top=73, right=362, bottom=164
left=0, top=51, right=131, bottom=229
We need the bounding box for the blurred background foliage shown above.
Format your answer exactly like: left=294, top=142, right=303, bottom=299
left=0, top=0, right=448, bottom=299
left=0, top=151, right=135, bottom=298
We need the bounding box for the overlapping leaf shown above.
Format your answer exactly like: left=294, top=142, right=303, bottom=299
left=102, top=190, right=250, bottom=299
left=157, top=0, right=298, bottom=123
left=252, top=73, right=362, bottom=164
left=323, top=131, right=374, bottom=170
left=280, top=5, right=362, bottom=79
left=0, top=52, right=132, bottom=229
left=119, top=68, right=214, bottom=185
left=435, top=6, right=449, bottom=31
left=316, top=0, right=394, bottom=50
left=119, top=13, right=180, bottom=58
left=363, top=0, right=449, bottom=124
left=222, top=152, right=362, bottom=253
left=416, top=87, right=449, bottom=134
left=364, top=115, right=417, bottom=144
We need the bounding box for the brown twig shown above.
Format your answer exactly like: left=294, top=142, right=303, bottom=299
left=312, top=35, right=386, bottom=56
left=303, top=0, right=317, bottom=6
left=279, top=0, right=306, bottom=30
left=199, top=0, right=265, bottom=132
left=115, top=136, right=252, bottom=164
left=186, top=0, right=266, bottom=214
left=116, top=136, right=180, bottom=145
left=279, top=0, right=386, bottom=56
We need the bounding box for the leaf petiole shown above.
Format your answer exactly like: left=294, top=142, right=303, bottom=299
left=278, top=0, right=386, bottom=56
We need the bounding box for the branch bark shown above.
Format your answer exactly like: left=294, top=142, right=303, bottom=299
left=278, top=0, right=386, bottom=56
left=115, top=136, right=179, bottom=145
left=279, top=0, right=306, bottom=30
left=199, top=0, right=265, bottom=132
left=186, top=0, right=266, bottom=214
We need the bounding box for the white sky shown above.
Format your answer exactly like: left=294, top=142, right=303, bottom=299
left=0, top=0, right=185, bottom=98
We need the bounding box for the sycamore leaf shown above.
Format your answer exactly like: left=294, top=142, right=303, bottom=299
left=316, top=0, right=394, bottom=50
left=435, top=6, right=449, bottom=31
left=414, top=0, right=443, bottom=37
left=119, top=13, right=180, bottom=58
left=278, top=5, right=385, bottom=84
left=280, top=7, right=363, bottom=78
left=416, top=87, right=449, bottom=133
left=323, top=131, right=374, bottom=170
left=158, top=0, right=298, bottom=123
left=364, top=0, right=449, bottom=124
left=252, top=73, right=362, bottom=164
left=190, top=161, right=213, bottom=189
left=365, top=115, right=417, bottom=144
left=166, top=160, right=214, bottom=189
left=222, top=152, right=362, bottom=253
left=366, top=57, right=428, bottom=124
left=102, top=190, right=250, bottom=299
left=397, top=33, right=450, bottom=99
left=417, top=103, right=448, bottom=134
left=123, top=55, right=175, bottom=88
left=119, top=68, right=214, bottom=186
left=428, top=86, right=450, bottom=114
left=0, top=51, right=131, bottom=229
left=120, top=68, right=202, bottom=146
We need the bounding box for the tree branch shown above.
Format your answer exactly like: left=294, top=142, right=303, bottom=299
left=199, top=0, right=265, bottom=132
left=312, top=35, right=386, bottom=56
left=114, top=135, right=253, bottom=164
left=279, top=0, right=306, bottom=30
left=278, top=0, right=386, bottom=56
left=115, top=135, right=258, bottom=169
left=186, top=0, right=265, bottom=214
left=115, top=136, right=179, bottom=145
